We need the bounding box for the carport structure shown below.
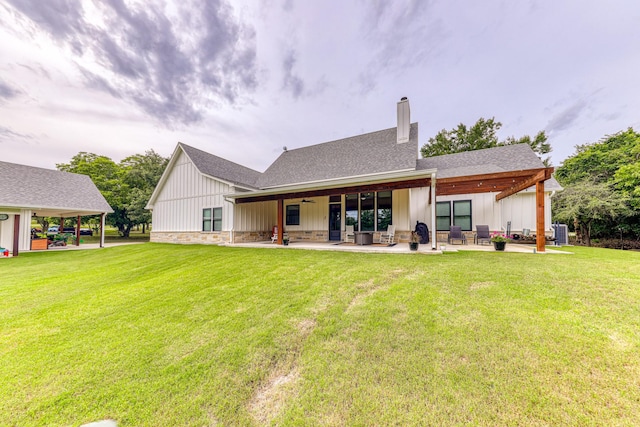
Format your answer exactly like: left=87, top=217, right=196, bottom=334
left=0, top=161, right=113, bottom=256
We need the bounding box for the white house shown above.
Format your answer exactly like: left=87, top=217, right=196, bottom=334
left=147, top=98, right=560, bottom=252
left=0, top=161, right=113, bottom=256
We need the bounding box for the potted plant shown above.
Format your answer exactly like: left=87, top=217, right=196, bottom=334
left=409, top=231, right=419, bottom=251
left=283, top=236, right=289, bottom=246
left=490, top=232, right=510, bottom=251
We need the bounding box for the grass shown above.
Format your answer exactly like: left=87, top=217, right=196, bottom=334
left=79, top=228, right=151, bottom=244
left=1, top=244, right=639, bottom=426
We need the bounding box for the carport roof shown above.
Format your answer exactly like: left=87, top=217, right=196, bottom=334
left=0, top=161, right=113, bottom=216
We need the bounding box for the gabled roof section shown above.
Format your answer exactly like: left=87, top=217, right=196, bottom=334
left=255, top=123, right=419, bottom=188
left=180, top=143, right=262, bottom=189
left=0, top=161, right=113, bottom=213
left=416, top=144, right=562, bottom=190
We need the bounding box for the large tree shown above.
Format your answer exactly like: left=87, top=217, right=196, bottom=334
left=57, top=150, right=167, bottom=237
left=120, top=150, right=168, bottom=233
left=420, top=117, right=552, bottom=166
left=552, top=180, right=630, bottom=246
left=553, top=128, right=640, bottom=243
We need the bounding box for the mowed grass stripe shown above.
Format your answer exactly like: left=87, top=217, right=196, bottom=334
left=0, top=244, right=639, bottom=425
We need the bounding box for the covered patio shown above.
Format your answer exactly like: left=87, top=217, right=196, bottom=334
left=229, top=166, right=555, bottom=252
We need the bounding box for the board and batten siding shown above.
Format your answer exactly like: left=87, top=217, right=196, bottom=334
left=234, top=201, right=277, bottom=232
left=0, top=210, right=17, bottom=251
left=392, top=189, right=410, bottom=231
left=0, top=209, right=32, bottom=252
left=410, top=188, right=552, bottom=232
left=501, top=191, right=552, bottom=232
left=151, top=151, right=234, bottom=232
left=283, top=197, right=327, bottom=232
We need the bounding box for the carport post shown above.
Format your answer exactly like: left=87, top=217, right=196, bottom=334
left=13, top=214, right=20, bottom=257
left=100, top=213, right=105, bottom=248
left=75, top=216, right=81, bottom=246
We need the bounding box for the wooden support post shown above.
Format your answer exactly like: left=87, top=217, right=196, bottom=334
left=100, top=213, right=105, bottom=248
left=13, top=214, right=20, bottom=256
left=431, top=172, right=437, bottom=250
left=76, top=215, right=81, bottom=246
left=536, top=180, right=545, bottom=253
left=277, top=199, right=284, bottom=245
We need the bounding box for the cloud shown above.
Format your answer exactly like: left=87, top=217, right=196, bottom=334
left=282, top=0, right=294, bottom=12
left=5, top=0, right=258, bottom=126
left=6, top=0, right=88, bottom=54
left=281, top=48, right=305, bottom=98
left=0, top=125, right=32, bottom=143
left=0, top=80, right=21, bottom=100
left=357, top=0, right=445, bottom=92
left=545, top=100, right=588, bottom=133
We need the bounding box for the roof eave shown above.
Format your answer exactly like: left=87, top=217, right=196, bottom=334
left=226, top=168, right=437, bottom=200
left=1, top=202, right=113, bottom=215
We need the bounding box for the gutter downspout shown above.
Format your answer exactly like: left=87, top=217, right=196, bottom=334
left=431, top=172, right=437, bottom=250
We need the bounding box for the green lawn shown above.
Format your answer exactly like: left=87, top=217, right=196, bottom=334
left=1, top=244, right=639, bottom=426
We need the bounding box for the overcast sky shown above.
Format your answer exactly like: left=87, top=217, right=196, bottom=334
left=1, top=0, right=639, bottom=172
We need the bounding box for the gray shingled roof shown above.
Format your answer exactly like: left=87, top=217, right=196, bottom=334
left=416, top=144, right=562, bottom=190
left=255, top=123, right=419, bottom=188
left=180, top=143, right=261, bottom=189
left=0, top=161, right=113, bottom=213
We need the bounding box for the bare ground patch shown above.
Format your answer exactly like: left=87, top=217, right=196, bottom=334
left=248, top=315, right=318, bottom=424
left=297, top=318, right=317, bottom=338
left=469, top=281, right=495, bottom=291
left=248, top=365, right=300, bottom=425
left=346, top=271, right=404, bottom=312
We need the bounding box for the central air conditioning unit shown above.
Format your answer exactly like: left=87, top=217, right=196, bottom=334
left=553, top=223, right=568, bottom=245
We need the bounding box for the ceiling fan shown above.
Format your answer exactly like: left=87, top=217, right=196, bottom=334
left=301, top=199, right=316, bottom=204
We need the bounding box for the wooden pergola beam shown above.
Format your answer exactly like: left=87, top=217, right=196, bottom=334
left=235, top=177, right=431, bottom=204
left=495, top=168, right=553, bottom=201
left=434, top=169, right=549, bottom=196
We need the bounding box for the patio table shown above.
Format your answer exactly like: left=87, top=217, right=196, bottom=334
left=354, top=231, right=374, bottom=245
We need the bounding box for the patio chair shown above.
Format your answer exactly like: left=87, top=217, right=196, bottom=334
left=474, top=225, right=491, bottom=245
left=345, top=225, right=355, bottom=243
left=379, top=225, right=395, bottom=244
left=270, top=226, right=278, bottom=243
left=448, top=226, right=467, bottom=245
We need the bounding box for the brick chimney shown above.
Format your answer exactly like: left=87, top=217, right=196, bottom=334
left=397, top=97, right=410, bottom=143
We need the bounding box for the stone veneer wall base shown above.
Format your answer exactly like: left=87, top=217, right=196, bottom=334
left=151, top=231, right=231, bottom=245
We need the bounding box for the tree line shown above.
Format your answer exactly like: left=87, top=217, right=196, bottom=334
left=552, top=129, right=640, bottom=247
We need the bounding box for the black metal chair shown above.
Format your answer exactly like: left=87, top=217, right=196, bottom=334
left=475, top=225, right=491, bottom=245
left=448, top=226, right=467, bottom=245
